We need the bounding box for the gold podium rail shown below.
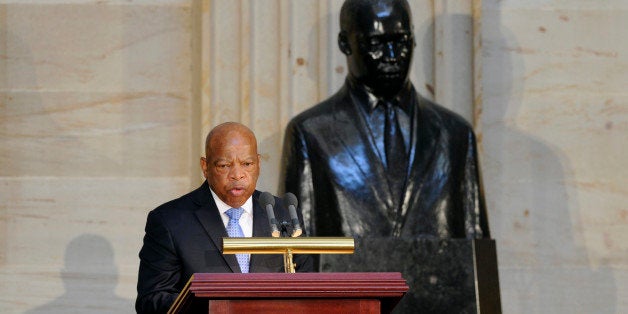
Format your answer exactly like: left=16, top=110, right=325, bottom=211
left=223, top=237, right=354, bottom=273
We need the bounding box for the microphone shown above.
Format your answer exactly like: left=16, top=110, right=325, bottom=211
left=260, top=192, right=280, bottom=237
left=284, top=192, right=302, bottom=237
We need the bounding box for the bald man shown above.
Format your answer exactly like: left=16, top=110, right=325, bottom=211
left=136, top=122, right=313, bottom=314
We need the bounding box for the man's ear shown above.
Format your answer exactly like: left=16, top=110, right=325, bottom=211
left=200, top=157, right=208, bottom=179
left=338, top=31, right=351, bottom=55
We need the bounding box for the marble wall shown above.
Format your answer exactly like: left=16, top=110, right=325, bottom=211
left=0, top=0, right=626, bottom=313
left=1, top=1, right=197, bottom=312
left=480, top=1, right=627, bottom=312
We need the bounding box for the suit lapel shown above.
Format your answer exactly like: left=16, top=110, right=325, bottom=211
left=393, top=93, right=443, bottom=235
left=192, top=183, right=240, bottom=273
left=333, top=86, right=394, bottom=207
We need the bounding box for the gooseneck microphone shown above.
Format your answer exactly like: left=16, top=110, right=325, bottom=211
left=259, top=192, right=280, bottom=237
left=284, top=192, right=302, bottom=237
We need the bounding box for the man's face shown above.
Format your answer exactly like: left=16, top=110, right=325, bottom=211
left=343, top=1, right=414, bottom=98
left=200, top=130, right=260, bottom=208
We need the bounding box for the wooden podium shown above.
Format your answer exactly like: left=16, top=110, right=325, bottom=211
left=168, top=272, right=409, bottom=314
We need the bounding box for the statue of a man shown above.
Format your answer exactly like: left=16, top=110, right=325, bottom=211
left=281, top=0, right=489, bottom=242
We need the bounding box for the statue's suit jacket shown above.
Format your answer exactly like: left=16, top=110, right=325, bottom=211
left=281, top=82, right=490, bottom=240
left=136, top=182, right=313, bottom=314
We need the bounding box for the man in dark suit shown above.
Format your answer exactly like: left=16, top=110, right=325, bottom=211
left=136, top=122, right=312, bottom=314
left=281, top=0, right=489, bottom=243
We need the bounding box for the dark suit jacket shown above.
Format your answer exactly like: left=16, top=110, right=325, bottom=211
left=135, top=182, right=313, bottom=314
left=281, top=82, right=490, bottom=240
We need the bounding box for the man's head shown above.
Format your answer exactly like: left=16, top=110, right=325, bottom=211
left=338, top=0, right=415, bottom=99
left=200, top=122, right=261, bottom=208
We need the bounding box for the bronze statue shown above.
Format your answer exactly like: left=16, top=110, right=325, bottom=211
left=281, top=0, right=489, bottom=240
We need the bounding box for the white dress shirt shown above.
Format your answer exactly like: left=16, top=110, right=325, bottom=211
left=209, top=189, right=253, bottom=237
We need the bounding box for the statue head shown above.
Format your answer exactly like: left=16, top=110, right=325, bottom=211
left=338, top=0, right=415, bottom=99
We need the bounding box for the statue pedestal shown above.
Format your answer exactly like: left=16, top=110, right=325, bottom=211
left=320, top=238, right=501, bottom=314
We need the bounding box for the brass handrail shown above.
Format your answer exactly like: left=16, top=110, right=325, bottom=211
left=222, top=237, right=354, bottom=273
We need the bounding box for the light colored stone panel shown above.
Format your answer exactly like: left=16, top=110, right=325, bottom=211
left=324, top=0, right=348, bottom=96
left=481, top=1, right=628, bottom=313
left=498, top=266, right=626, bottom=314
left=248, top=0, right=282, bottom=193
left=434, top=0, right=474, bottom=122
left=208, top=0, right=243, bottom=122
left=269, top=0, right=322, bottom=193
left=287, top=0, right=323, bottom=115
left=0, top=177, right=191, bottom=266
left=487, top=0, right=628, bottom=11
left=408, top=0, right=436, bottom=102
left=490, top=91, right=628, bottom=265
left=0, top=2, right=192, bottom=92
left=0, top=176, right=191, bottom=313
left=482, top=1, right=628, bottom=259
left=1, top=91, right=191, bottom=177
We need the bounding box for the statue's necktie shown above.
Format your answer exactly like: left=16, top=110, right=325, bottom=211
left=225, top=207, right=249, bottom=273
left=383, top=101, right=407, bottom=175
left=383, top=101, right=408, bottom=217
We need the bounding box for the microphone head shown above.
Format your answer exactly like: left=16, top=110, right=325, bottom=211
left=259, top=191, right=275, bottom=207
left=284, top=192, right=298, bottom=208
left=260, top=192, right=280, bottom=237
left=284, top=193, right=302, bottom=237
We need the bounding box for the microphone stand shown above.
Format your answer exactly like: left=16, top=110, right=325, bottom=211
left=279, top=221, right=291, bottom=238
left=278, top=220, right=295, bottom=272
left=223, top=192, right=354, bottom=273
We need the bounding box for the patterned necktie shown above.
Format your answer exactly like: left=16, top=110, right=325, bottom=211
left=225, top=207, right=249, bottom=273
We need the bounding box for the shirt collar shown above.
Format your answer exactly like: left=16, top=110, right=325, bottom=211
left=346, top=77, right=413, bottom=114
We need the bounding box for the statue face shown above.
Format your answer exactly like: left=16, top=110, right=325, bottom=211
left=341, top=0, right=414, bottom=98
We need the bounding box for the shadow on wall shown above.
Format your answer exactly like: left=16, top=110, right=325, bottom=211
left=26, top=234, right=133, bottom=314
left=482, top=1, right=617, bottom=312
